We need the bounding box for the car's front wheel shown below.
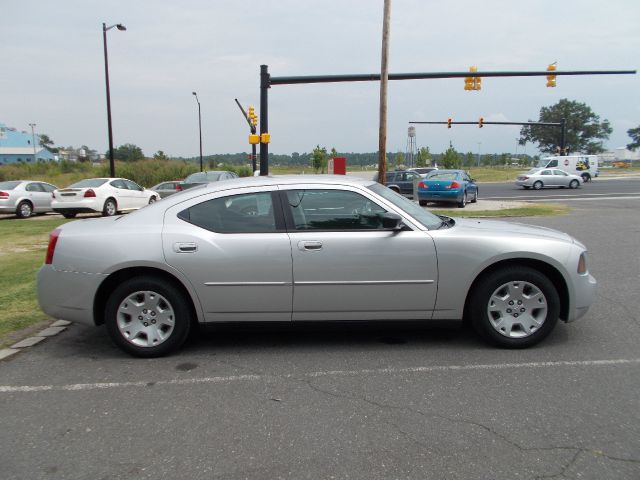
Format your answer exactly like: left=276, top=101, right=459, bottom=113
left=471, top=189, right=478, bottom=203
left=148, top=196, right=157, bottom=204
left=569, top=179, right=580, bottom=189
left=105, top=276, right=192, bottom=357
left=468, top=266, right=560, bottom=348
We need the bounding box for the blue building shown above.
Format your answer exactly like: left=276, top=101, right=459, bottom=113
left=0, top=122, right=57, bottom=164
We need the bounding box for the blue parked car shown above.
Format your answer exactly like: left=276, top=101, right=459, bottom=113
left=416, top=169, right=478, bottom=208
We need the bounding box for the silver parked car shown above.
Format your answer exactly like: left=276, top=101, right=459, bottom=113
left=37, top=176, right=596, bottom=357
left=150, top=180, right=183, bottom=199
left=516, top=168, right=582, bottom=190
left=0, top=180, right=57, bottom=218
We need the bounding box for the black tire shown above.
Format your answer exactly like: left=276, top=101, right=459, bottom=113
left=103, top=198, right=117, bottom=217
left=468, top=266, right=560, bottom=348
left=148, top=196, right=157, bottom=204
left=418, top=200, right=428, bottom=206
left=389, top=187, right=400, bottom=194
left=457, top=192, right=467, bottom=208
left=16, top=201, right=33, bottom=219
left=523, top=186, right=530, bottom=190
left=569, top=179, right=579, bottom=189
left=105, top=276, right=192, bottom=357
left=533, top=181, right=543, bottom=190
left=471, top=189, right=478, bottom=203
left=581, top=173, right=591, bottom=183
left=62, top=212, right=77, bottom=219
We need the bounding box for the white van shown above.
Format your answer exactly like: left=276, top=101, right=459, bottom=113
left=538, top=155, right=599, bottom=182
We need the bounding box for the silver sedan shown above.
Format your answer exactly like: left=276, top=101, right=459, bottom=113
left=0, top=180, right=57, bottom=218
left=37, top=176, right=596, bottom=357
left=516, top=168, right=583, bottom=190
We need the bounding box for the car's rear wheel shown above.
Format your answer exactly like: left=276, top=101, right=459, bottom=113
left=569, top=179, right=579, bottom=189
left=16, top=201, right=33, bottom=219
left=419, top=200, right=428, bottom=206
left=471, top=189, right=478, bottom=203
left=457, top=192, right=467, bottom=208
left=581, top=173, right=591, bottom=183
left=468, top=267, right=560, bottom=348
left=105, top=276, right=191, bottom=357
left=103, top=198, right=117, bottom=216
left=62, top=212, right=77, bottom=219
left=533, top=181, right=543, bottom=190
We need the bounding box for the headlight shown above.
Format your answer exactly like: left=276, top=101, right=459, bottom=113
left=577, top=252, right=589, bottom=275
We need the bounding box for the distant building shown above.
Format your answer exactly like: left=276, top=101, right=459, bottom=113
left=600, top=147, right=640, bottom=163
left=0, top=122, right=57, bottom=164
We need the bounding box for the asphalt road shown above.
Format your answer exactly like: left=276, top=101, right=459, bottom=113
left=479, top=176, right=640, bottom=201
left=1, top=197, right=639, bottom=479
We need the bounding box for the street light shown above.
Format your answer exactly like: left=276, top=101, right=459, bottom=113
left=192, top=92, right=203, bottom=172
left=28, top=123, right=37, bottom=163
left=103, top=22, right=126, bottom=177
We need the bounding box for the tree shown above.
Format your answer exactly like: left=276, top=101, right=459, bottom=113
left=110, top=143, right=145, bottom=162
left=627, top=126, right=640, bottom=151
left=442, top=145, right=461, bottom=169
left=416, top=146, right=432, bottom=167
left=330, top=147, right=338, bottom=158
left=38, top=134, right=58, bottom=153
left=464, top=151, right=475, bottom=167
left=519, top=99, right=612, bottom=154
left=311, top=145, right=327, bottom=173
left=395, top=151, right=405, bottom=169
left=153, top=150, right=169, bottom=161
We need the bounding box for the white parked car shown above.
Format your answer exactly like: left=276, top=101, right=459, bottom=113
left=0, top=180, right=58, bottom=218
left=52, top=178, right=157, bottom=218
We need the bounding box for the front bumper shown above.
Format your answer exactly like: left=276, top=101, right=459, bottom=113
left=567, top=272, right=597, bottom=323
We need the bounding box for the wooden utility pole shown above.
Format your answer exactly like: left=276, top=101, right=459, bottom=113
left=378, top=0, right=391, bottom=184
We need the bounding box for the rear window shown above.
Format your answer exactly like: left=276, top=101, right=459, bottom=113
left=185, top=172, right=222, bottom=183
left=69, top=179, right=108, bottom=188
left=0, top=181, right=20, bottom=190
left=427, top=172, right=458, bottom=180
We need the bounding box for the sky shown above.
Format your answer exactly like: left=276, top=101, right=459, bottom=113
left=2, top=0, right=639, bottom=158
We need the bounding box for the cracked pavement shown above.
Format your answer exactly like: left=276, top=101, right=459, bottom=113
left=0, top=198, right=639, bottom=479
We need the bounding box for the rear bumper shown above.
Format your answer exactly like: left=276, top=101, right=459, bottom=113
left=417, top=190, right=462, bottom=203
left=52, top=198, right=102, bottom=213
left=37, top=265, right=106, bottom=326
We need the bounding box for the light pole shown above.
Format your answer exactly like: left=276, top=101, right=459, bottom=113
left=103, top=22, right=126, bottom=177
left=192, top=92, right=203, bottom=172
left=28, top=123, right=37, bottom=162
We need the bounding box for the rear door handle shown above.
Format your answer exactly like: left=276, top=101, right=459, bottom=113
left=174, top=242, right=198, bottom=253
left=298, top=240, right=323, bottom=251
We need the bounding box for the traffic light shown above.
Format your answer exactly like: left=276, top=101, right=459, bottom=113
left=248, top=106, right=258, bottom=127
left=465, top=66, right=480, bottom=91
left=478, top=117, right=484, bottom=128
left=546, top=63, right=557, bottom=88
left=447, top=118, right=452, bottom=128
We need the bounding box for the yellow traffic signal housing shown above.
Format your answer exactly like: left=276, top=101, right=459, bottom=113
left=248, top=134, right=260, bottom=145
left=465, top=65, right=480, bottom=91
left=447, top=118, right=452, bottom=128
left=479, top=117, right=484, bottom=128
left=474, top=76, right=482, bottom=91
left=260, top=133, right=271, bottom=144
left=546, top=63, right=557, bottom=87
left=464, top=76, right=474, bottom=90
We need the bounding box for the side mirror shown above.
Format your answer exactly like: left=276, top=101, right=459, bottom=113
left=381, top=212, right=404, bottom=230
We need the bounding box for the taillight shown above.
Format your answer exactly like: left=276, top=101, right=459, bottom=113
left=0, top=191, right=9, bottom=198
left=418, top=181, right=426, bottom=189
left=84, top=189, right=96, bottom=198
left=522, top=176, right=529, bottom=180
left=446, top=181, right=461, bottom=189
left=45, top=229, right=61, bottom=265
left=176, top=184, right=183, bottom=191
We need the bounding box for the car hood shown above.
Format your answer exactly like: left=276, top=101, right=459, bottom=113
left=451, top=218, right=574, bottom=243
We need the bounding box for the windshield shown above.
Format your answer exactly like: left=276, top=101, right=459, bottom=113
left=0, top=181, right=20, bottom=190
left=185, top=172, right=222, bottom=182
left=367, top=183, right=443, bottom=230
left=68, top=179, right=108, bottom=188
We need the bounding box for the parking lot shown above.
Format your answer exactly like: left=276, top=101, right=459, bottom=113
left=1, top=196, right=639, bottom=479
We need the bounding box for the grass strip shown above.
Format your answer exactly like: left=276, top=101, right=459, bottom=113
left=431, top=203, right=571, bottom=218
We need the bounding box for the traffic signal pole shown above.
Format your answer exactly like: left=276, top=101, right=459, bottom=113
left=258, top=66, right=635, bottom=176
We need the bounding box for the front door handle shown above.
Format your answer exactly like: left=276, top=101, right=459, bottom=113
left=174, top=242, right=198, bottom=253
left=298, top=240, right=323, bottom=251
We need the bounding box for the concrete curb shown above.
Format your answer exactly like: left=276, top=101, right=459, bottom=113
left=1, top=320, right=71, bottom=362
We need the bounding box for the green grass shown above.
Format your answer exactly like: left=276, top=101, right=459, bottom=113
left=431, top=204, right=571, bottom=218
left=0, top=217, right=71, bottom=345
